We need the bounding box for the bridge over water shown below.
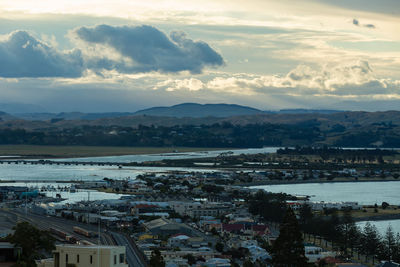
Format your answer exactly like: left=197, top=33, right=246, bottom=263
left=0, top=160, right=124, bottom=167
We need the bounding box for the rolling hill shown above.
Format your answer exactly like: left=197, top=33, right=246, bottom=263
left=133, top=103, right=265, bottom=118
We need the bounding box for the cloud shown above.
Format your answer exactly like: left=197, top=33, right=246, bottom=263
left=73, top=24, right=224, bottom=74
left=0, top=31, right=83, bottom=78
left=154, top=78, right=204, bottom=91
left=352, top=18, right=375, bottom=29
left=153, top=61, right=399, bottom=98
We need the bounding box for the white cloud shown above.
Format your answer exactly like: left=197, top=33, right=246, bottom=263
left=153, top=61, right=399, bottom=98
left=154, top=78, right=204, bottom=91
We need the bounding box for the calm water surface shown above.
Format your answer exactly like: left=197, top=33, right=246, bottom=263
left=56, top=147, right=280, bottom=163
left=0, top=164, right=218, bottom=181
left=0, top=147, right=279, bottom=181
left=253, top=181, right=400, bottom=234
left=253, top=181, right=400, bottom=205
left=357, top=220, right=400, bottom=236
left=0, top=182, right=126, bottom=204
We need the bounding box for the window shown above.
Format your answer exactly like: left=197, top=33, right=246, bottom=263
left=66, top=254, right=68, bottom=263
left=77, top=254, right=79, bottom=263
left=114, top=255, right=117, bottom=264
left=90, top=255, right=93, bottom=264
left=119, top=254, right=125, bottom=263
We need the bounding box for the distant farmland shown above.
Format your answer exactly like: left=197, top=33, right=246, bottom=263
left=0, top=145, right=225, bottom=158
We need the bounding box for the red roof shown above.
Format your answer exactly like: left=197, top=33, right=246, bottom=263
left=222, top=224, right=245, bottom=232
left=252, top=225, right=269, bottom=232
left=317, top=256, right=342, bottom=264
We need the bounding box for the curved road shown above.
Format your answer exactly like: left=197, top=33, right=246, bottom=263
left=111, top=232, right=147, bottom=267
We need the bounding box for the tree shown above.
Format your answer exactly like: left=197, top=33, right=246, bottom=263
left=248, top=190, right=288, bottom=222
left=336, top=211, right=360, bottom=256
left=394, top=233, right=400, bottom=263
left=298, top=204, right=313, bottom=231
left=383, top=225, right=396, bottom=261
left=360, top=222, right=382, bottom=260
left=243, top=260, right=255, bottom=267
left=149, top=249, right=165, bottom=267
left=210, top=227, right=219, bottom=236
left=272, top=208, right=308, bottom=266
left=215, top=242, right=224, bottom=252
left=8, top=222, right=55, bottom=266
left=183, top=254, right=196, bottom=265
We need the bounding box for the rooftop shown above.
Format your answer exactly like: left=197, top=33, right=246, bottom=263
left=56, top=244, right=125, bottom=250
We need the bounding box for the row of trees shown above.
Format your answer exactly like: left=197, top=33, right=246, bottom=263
left=298, top=204, right=400, bottom=263
left=248, top=190, right=294, bottom=222
left=269, top=207, right=400, bottom=266
left=0, top=123, right=320, bottom=148
left=248, top=192, right=400, bottom=264
left=278, top=146, right=398, bottom=156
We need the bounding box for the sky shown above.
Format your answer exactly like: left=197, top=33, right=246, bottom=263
left=0, top=0, right=399, bottom=112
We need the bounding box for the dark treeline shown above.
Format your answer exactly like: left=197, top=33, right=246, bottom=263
left=298, top=204, right=400, bottom=263
left=1, top=121, right=400, bottom=147
left=277, top=146, right=398, bottom=156
left=248, top=191, right=296, bottom=222
left=0, top=123, right=320, bottom=147
left=248, top=191, right=400, bottom=263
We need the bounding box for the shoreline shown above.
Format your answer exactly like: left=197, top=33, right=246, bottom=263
left=240, top=178, right=400, bottom=187
left=0, top=145, right=231, bottom=159
left=2, top=177, right=400, bottom=186
left=355, top=213, right=400, bottom=222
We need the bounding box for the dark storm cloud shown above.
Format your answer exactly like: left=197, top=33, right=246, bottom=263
left=0, top=31, right=84, bottom=78
left=74, top=24, right=224, bottom=74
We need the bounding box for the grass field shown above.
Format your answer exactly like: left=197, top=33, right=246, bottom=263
left=0, top=145, right=227, bottom=158
left=340, top=206, right=400, bottom=219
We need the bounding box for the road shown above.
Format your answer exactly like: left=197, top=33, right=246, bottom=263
left=111, top=232, right=147, bottom=267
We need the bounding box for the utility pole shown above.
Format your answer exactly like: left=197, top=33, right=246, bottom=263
left=25, top=183, right=27, bottom=216
left=98, top=208, right=100, bottom=267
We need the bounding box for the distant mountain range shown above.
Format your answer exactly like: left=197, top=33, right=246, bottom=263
left=7, top=103, right=344, bottom=120
left=133, top=103, right=265, bottom=118
left=16, top=112, right=135, bottom=121
left=0, top=111, right=17, bottom=121
left=277, top=109, right=345, bottom=114
left=0, top=103, right=46, bottom=114
left=1, top=104, right=400, bottom=147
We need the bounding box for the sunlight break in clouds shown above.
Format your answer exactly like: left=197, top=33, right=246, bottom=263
left=152, top=61, right=400, bottom=98
left=0, top=0, right=399, bottom=111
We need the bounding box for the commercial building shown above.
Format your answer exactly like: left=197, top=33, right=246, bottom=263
left=37, top=245, right=128, bottom=267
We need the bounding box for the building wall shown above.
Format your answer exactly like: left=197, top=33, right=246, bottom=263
left=54, top=245, right=128, bottom=267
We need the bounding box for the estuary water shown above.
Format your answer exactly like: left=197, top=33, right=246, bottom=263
left=0, top=164, right=218, bottom=181
left=253, top=181, right=400, bottom=205
left=56, top=147, right=280, bottom=163
left=0, top=182, right=124, bottom=204
left=0, top=147, right=279, bottom=181
left=252, top=182, right=400, bottom=234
